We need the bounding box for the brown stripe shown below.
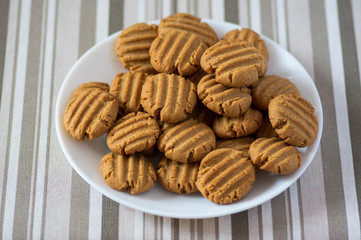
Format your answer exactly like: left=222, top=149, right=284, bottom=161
left=0, top=0, right=22, bottom=235
left=338, top=0, right=361, bottom=230
left=297, top=181, right=304, bottom=240
left=101, top=196, right=119, bottom=239
left=225, top=0, right=239, bottom=24
left=0, top=0, right=9, bottom=108
left=286, top=189, right=293, bottom=240
left=271, top=193, right=288, bottom=239
left=231, top=211, right=249, bottom=239
left=310, top=0, right=348, bottom=238
left=197, top=219, right=203, bottom=240
left=172, top=218, right=179, bottom=240
left=109, top=0, right=123, bottom=35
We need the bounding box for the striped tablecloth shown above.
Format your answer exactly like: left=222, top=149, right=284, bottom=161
left=1, top=0, right=360, bottom=239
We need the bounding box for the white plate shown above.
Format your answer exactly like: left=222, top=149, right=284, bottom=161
left=55, top=19, right=323, bottom=219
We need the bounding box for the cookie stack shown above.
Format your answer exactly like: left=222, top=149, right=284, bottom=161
left=63, top=13, right=318, bottom=205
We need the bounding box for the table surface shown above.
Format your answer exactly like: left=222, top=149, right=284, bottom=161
left=1, top=0, right=360, bottom=239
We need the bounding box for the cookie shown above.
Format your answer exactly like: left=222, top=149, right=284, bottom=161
left=106, top=112, right=160, bottom=155
left=268, top=94, right=318, bottom=147
left=200, top=39, right=268, bottom=88
left=64, top=88, right=118, bottom=141
left=222, top=28, right=269, bottom=60
left=158, top=13, right=218, bottom=47
left=197, top=74, right=252, bottom=117
left=249, top=137, right=301, bottom=175
left=149, top=30, right=207, bottom=76
left=196, top=148, right=255, bottom=204
left=254, top=114, right=279, bottom=139
left=216, top=136, right=255, bottom=153
left=251, top=75, right=300, bottom=112
left=100, top=152, right=156, bottom=194
left=157, top=118, right=216, bottom=163
left=72, top=82, right=110, bottom=97
left=212, top=107, right=263, bottom=139
left=141, top=73, right=198, bottom=123
left=187, top=69, right=207, bottom=86
left=109, top=72, right=148, bottom=115
left=115, top=23, right=158, bottom=74
left=187, top=101, right=216, bottom=126
left=157, top=156, right=199, bottom=194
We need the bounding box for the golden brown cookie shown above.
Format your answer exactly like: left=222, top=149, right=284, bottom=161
left=196, top=148, right=255, bottom=204
left=212, top=107, right=263, bottom=139
left=187, top=101, right=216, bottom=126
left=197, top=74, right=252, bottom=117
left=158, top=13, right=218, bottom=47
left=115, top=23, right=158, bottom=74
left=200, top=39, right=268, bottom=88
left=149, top=30, right=207, bottom=76
left=268, top=94, right=318, bottom=147
left=249, top=137, right=301, bottom=175
left=100, top=152, right=156, bottom=194
left=64, top=88, right=118, bottom=141
left=157, top=118, right=216, bottom=163
left=254, top=114, right=279, bottom=139
left=216, top=136, right=255, bottom=153
left=157, top=156, right=199, bottom=194
left=106, top=112, right=160, bottom=155
left=72, top=82, right=110, bottom=98
left=109, top=72, right=148, bottom=115
left=141, top=73, right=197, bottom=123
left=222, top=28, right=269, bottom=60
left=251, top=75, right=301, bottom=112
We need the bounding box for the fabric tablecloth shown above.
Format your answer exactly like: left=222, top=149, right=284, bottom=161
left=1, top=0, right=360, bottom=239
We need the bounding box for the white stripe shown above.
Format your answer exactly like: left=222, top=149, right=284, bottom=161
left=137, top=0, right=146, bottom=22
left=118, top=205, right=136, bottom=240
left=162, top=217, right=172, bottom=239
left=189, top=0, right=196, bottom=15
left=238, top=0, right=249, bottom=27
left=43, top=0, right=81, bottom=238
left=289, top=184, right=302, bottom=240
left=249, top=0, right=261, bottom=32
left=88, top=188, right=102, bottom=240
left=261, top=201, right=274, bottom=240
left=162, top=0, right=172, bottom=18
left=134, top=211, right=144, bottom=239
left=248, top=207, right=260, bottom=240
left=179, top=219, right=191, bottom=240
left=31, top=0, right=57, bottom=238
left=146, top=0, right=158, bottom=21
left=351, top=0, right=361, bottom=86
left=197, top=0, right=211, bottom=19
left=144, top=213, right=155, bottom=238
left=326, top=0, right=361, bottom=238
left=271, top=0, right=278, bottom=42
left=0, top=0, right=19, bottom=216
left=96, top=0, right=109, bottom=40
left=211, top=0, right=224, bottom=21
left=218, top=216, right=232, bottom=240
left=203, top=218, right=216, bottom=240
left=177, top=0, right=188, bottom=13
left=275, top=0, right=287, bottom=48
left=2, top=0, right=32, bottom=238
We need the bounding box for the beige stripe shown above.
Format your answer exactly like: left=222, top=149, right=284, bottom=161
left=249, top=0, right=261, bottom=32
left=177, top=0, right=187, bottom=13
left=218, top=216, right=231, bottom=240
left=162, top=0, right=173, bottom=17
left=96, top=0, right=109, bottom=41
left=43, top=0, right=81, bottom=238
left=144, top=213, right=156, bottom=238
left=162, top=217, right=172, bottom=239
left=239, top=0, right=249, bottom=27
left=275, top=0, right=287, bottom=48
left=179, top=219, right=191, bottom=240
left=137, top=0, right=146, bottom=22
left=289, top=184, right=302, bottom=240
left=146, top=0, right=159, bottom=21
left=211, top=0, right=225, bottom=20
left=248, top=207, right=260, bottom=240
left=123, top=0, right=137, bottom=28
left=2, top=0, right=31, bottom=238
left=134, top=211, right=144, bottom=239
left=261, top=201, right=274, bottom=240
left=326, top=0, right=360, bottom=238
left=196, top=0, right=211, bottom=19
left=203, top=218, right=217, bottom=240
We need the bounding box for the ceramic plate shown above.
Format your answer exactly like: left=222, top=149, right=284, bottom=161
left=55, top=19, right=323, bottom=219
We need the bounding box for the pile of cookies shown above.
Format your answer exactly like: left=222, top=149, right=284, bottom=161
left=63, top=13, right=318, bottom=205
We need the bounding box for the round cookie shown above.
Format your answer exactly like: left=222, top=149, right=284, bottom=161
left=249, top=137, right=301, bottom=175
left=64, top=88, right=118, bottom=141
left=141, top=73, right=198, bottom=123
left=115, top=23, right=158, bottom=74
left=109, top=72, right=148, bottom=115
left=200, top=39, right=268, bottom=88
left=157, top=156, right=199, bottom=194
left=222, top=28, right=269, bottom=60
left=106, top=112, right=160, bottom=155
left=216, top=136, right=255, bottom=153
left=157, top=118, right=216, bottom=163
left=212, top=107, right=263, bottom=139
left=149, top=30, right=207, bottom=76
left=268, top=94, right=318, bottom=147
left=197, top=74, right=252, bottom=117
left=100, top=152, right=156, bottom=194
left=254, top=114, right=279, bottom=139
left=196, top=148, right=255, bottom=204
left=251, top=75, right=301, bottom=112
left=72, top=82, right=109, bottom=98
left=158, top=13, right=218, bottom=47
